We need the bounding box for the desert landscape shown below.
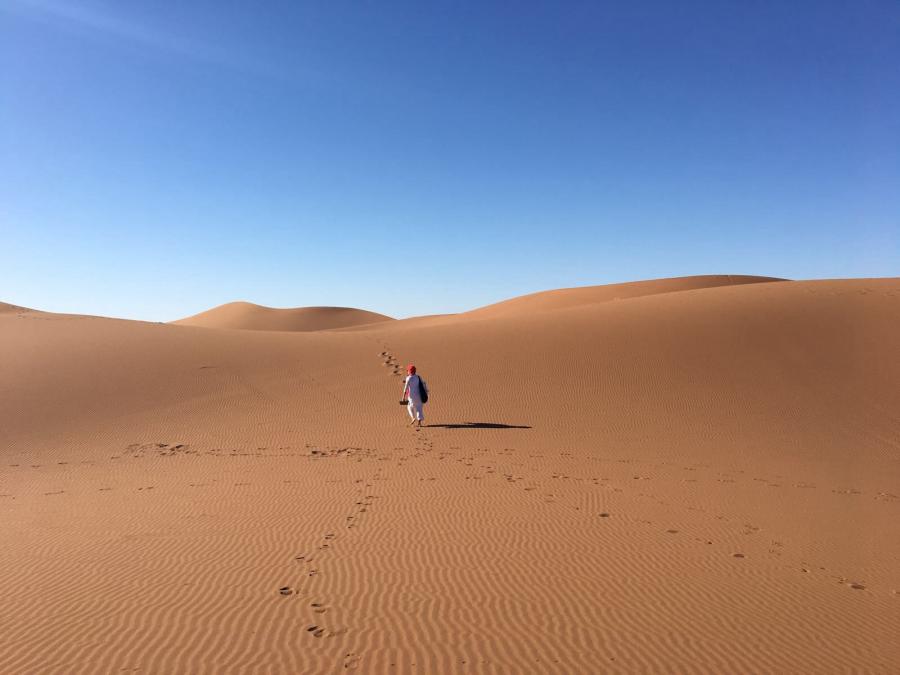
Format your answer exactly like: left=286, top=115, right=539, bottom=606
left=1, top=274, right=898, bottom=673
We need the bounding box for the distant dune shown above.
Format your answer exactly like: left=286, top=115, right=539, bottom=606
left=172, top=301, right=394, bottom=331
left=2, top=276, right=899, bottom=673
left=465, top=274, right=784, bottom=318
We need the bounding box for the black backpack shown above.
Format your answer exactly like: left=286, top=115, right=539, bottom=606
left=418, top=377, right=428, bottom=403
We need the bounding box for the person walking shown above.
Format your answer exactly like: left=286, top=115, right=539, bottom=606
left=401, top=364, right=427, bottom=427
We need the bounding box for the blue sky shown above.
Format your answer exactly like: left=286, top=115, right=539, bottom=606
left=2, top=1, right=898, bottom=320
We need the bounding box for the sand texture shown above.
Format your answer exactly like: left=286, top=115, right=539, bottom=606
left=1, top=276, right=898, bottom=673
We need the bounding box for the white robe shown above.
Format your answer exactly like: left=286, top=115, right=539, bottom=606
left=404, top=374, right=425, bottom=421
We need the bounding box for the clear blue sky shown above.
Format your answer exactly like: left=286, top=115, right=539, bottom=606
left=2, top=1, right=898, bottom=320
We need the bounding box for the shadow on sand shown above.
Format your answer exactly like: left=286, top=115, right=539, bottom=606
left=425, top=422, right=532, bottom=429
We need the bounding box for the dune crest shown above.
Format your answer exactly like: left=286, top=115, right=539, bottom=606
left=172, top=301, right=394, bottom=332
left=465, top=274, right=785, bottom=318
left=0, top=301, right=37, bottom=314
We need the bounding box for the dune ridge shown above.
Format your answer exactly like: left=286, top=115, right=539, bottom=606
left=1, top=276, right=898, bottom=673
left=464, top=274, right=785, bottom=318
left=172, top=301, right=395, bottom=332
left=0, top=301, right=37, bottom=314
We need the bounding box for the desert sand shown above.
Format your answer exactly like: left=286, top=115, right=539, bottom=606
left=173, top=302, right=394, bottom=332
left=1, top=275, right=898, bottom=673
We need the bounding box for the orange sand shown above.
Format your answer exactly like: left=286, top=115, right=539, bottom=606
left=173, top=302, right=393, bottom=331
left=1, top=276, right=898, bottom=673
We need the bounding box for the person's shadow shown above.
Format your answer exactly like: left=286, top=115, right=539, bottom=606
left=425, top=422, right=531, bottom=429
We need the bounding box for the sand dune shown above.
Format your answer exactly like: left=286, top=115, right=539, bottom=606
left=0, top=301, right=38, bottom=314
left=1, top=277, right=898, bottom=673
left=464, top=274, right=783, bottom=318
left=173, top=301, right=394, bottom=331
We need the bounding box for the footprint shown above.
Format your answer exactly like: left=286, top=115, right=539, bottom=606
left=279, top=587, right=293, bottom=596
left=733, top=553, right=746, bottom=559
left=311, top=602, right=327, bottom=614
left=666, top=529, right=679, bottom=534
left=307, top=625, right=325, bottom=638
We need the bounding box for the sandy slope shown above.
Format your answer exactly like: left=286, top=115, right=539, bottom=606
left=1, top=277, right=898, bottom=673
left=464, top=274, right=782, bottom=317
left=0, top=301, right=40, bottom=314
left=173, top=301, right=394, bottom=331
